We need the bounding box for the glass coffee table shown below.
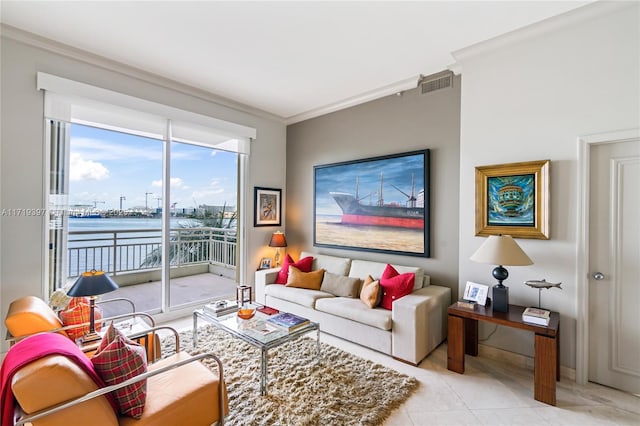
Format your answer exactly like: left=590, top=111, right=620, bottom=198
left=193, top=305, right=320, bottom=396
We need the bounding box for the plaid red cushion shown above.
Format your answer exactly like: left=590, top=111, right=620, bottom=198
left=92, top=325, right=148, bottom=418
left=99, top=321, right=160, bottom=362
left=97, top=321, right=119, bottom=352
left=59, top=297, right=103, bottom=341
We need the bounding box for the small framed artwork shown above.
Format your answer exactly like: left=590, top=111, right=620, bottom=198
left=258, top=257, right=272, bottom=270
left=475, top=159, right=550, bottom=239
left=254, top=187, right=281, bottom=227
left=463, top=281, right=489, bottom=306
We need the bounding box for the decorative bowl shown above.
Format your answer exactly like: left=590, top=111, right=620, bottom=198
left=237, top=308, right=256, bottom=320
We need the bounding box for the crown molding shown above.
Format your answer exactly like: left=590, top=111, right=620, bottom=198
left=452, top=1, right=631, bottom=63
left=1, top=23, right=425, bottom=127
left=447, top=62, right=462, bottom=76
left=284, top=75, right=420, bottom=125
left=1, top=24, right=285, bottom=125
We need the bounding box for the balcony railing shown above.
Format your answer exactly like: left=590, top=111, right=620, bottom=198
left=67, top=227, right=237, bottom=278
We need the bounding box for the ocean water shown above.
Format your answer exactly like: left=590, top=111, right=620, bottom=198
left=69, top=217, right=185, bottom=232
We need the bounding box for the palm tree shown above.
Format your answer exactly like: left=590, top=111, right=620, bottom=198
left=139, top=203, right=236, bottom=268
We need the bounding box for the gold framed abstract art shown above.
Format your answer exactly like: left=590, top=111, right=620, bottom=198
left=475, top=160, right=550, bottom=239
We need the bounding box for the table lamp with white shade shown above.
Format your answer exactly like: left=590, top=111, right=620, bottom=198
left=470, top=235, right=533, bottom=312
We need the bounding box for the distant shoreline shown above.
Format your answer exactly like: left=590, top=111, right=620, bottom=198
left=68, top=217, right=231, bottom=232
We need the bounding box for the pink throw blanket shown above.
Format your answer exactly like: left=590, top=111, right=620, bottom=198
left=1, top=333, right=116, bottom=426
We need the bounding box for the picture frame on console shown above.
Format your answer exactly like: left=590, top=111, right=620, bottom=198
left=254, top=187, right=282, bottom=227
left=475, top=159, right=550, bottom=240
left=462, top=281, right=489, bottom=306
left=313, top=149, right=430, bottom=257
left=258, top=257, right=272, bottom=270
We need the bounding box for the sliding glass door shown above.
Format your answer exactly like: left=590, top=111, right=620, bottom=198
left=47, top=121, right=239, bottom=314
left=67, top=123, right=164, bottom=312
left=167, top=140, right=238, bottom=309
left=40, top=74, right=253, bottom=316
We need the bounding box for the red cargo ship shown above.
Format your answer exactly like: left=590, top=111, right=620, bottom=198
left=329, top=174, right=424, bottom=230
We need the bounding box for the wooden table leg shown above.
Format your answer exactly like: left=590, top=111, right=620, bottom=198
left=447, top=314, right=465, bottom=373
left=535, top=333, right=557, bottom=406
left=556, top=323, right=561, bottom=381
left=465, top=318, right=478, bottom=356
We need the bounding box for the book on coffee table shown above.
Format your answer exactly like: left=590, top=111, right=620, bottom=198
left=256, top=305, right=279, bottom=316
left=267, top=312, right=310, bottom=331
left=203, top=300, right=238, bottom=317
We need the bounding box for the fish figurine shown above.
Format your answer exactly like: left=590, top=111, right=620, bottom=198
left=524, top=279, right=562, bottom=290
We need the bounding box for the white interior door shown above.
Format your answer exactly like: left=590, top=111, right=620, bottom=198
left=588, top=139, right=640, bottom=394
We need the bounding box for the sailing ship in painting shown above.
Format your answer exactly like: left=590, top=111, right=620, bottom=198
left=330, top=174, right=424, bottom=230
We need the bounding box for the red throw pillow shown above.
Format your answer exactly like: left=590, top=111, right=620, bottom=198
left=381, top=263, right=399, bottom=280
left=275, top=254, right=314, bottom=284
left=379, top=264, right=415, bottom=310
left=60, top=297, right=103, bottom=341
left=92, top=324, right=148, bottom=418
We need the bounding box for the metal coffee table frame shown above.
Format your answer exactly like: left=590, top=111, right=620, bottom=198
left=193, top=308, right=321, bottom=396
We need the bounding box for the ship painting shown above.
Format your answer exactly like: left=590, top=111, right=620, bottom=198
left=314, top=149, right=429, bottom=257
left=329, top=174, right=424, bottom=229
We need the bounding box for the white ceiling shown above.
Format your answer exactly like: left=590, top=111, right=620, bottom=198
left=1, top=1, right=592, bottom=123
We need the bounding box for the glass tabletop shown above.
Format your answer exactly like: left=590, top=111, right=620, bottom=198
left=195, top=305, right=318, bottom=346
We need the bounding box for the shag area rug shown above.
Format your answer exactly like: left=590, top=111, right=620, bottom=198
left=161, top=325, right=418, bottom=425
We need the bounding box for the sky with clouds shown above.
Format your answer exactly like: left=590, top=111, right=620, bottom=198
left=69, top=124, right=238, bottom=211
left=314, top=152, right=427, bottom=215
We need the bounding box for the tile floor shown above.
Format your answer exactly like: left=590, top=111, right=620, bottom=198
left=100, top=273, right=237, bottom=316
left=163, top=316, right=639, bottom=425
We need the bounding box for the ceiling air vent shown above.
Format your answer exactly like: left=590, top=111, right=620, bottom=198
left=419, top=71, right=453, bottom=95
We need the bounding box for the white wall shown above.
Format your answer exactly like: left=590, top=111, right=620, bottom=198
left=456, top=2, right=639, bottom=368
left=0, top=34, right=286, bottom=346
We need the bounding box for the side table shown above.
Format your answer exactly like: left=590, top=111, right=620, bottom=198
left=78, top=316, right=155, bottom=358
left=447, top=303, right=560, bottom=406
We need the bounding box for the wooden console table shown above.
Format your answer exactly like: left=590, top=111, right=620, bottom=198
left=447, top=303, right=560, bottom=406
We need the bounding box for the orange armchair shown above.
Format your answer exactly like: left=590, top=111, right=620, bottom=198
left=5, top=326, right=228, bottom=426
left=5, top=296, right=153, bottom=340
left=5, top=296, right=160, bottom=361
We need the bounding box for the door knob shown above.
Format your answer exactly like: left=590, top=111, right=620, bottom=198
left=592, top=272, right=605, bottom=280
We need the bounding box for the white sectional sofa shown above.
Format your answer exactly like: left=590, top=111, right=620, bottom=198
left=255, top=251, right=451, bottom=365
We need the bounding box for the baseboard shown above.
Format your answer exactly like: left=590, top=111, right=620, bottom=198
left=393, top=355, right=419, bottom=367
left=478, top=343, right=576, bottom=381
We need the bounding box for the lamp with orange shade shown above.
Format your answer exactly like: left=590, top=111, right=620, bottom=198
left=268, top=231, right=287, bottom=267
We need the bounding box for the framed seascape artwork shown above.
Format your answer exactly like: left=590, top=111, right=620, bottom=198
left=254, top=187, right=281, bottom=227
left=475, top=159, right=550, bottom=239
left=314, top=150, right=430, bottom=257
